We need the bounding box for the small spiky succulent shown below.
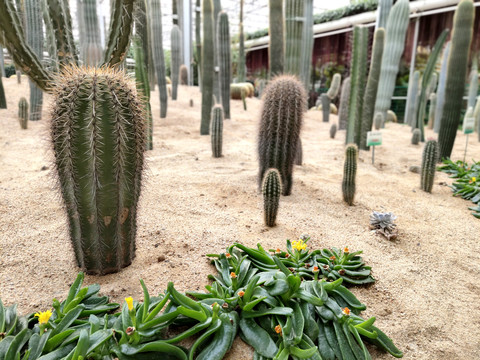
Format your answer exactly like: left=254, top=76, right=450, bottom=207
left=370, top=211, right=398, bottom=240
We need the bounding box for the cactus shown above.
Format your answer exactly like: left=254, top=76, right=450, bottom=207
left=434, top=42, right=450, bottom=133
left=321, top=93, right=330, bottom=123
left=262, top=168, right=282, bottom=227
left=374, top=112, right=384, bottom=130
left=135, top=0, right=153, bottom=93
left=438, top=0, right=474, bottom=159
left=237, top=0, right=245, bottom=82
left=180, top=64, right=188, bottom=85
left=474, top=96, right=480, bottom=141
left=50, top=66, right=145, bottom=275
left=16, top=70, right=21, bottom=84
left=41, top=0, right=57, bottom=71
left=411, top=128, right=421, bottom=145
left=195, top=0, right=202, bottom=89
left=201, top=0, right=214, bottom=135
left=170, top=25, right=182, bottom=100
left=284, top=0, right=303, bottom=76
left=210, top=104, right=223, bottom=158
left=342, top=144, right=358, bottom=206
left=327, top=73, right=341, bottom=100
left=217, top=11, right=231, bottom=119
left=468, top=55, right=478, bottom=109
left=268, top=0, right=283, bottom=77
left=241, top=87, right=247, bottom=111
left=258, top=75, right=305, bottom=196
left=0, top=76, right=5, bottom=109
left=359, top=28, right=385, bottom=150
left=0, top=45, right=4, bottom=77
left=406, top=70, right=420, bottom=127
left=346, top=25, right=368, bottom=145
left=18, top=97, right=28, bottom=129
left=338, top=77, right=351, bottom=130
left=427, top=93, right=437, bottom=129
left=386, top=110, right=397, bottom=123
left=330, top=123, right=337, bottom=139
left=300, top=0, right=314, bottom=91
left=374, top=0, right=409, bottom=122
left=376, top=0, right=393, bottom=30
left=79, top=0, right=103, bottom=66
left=190, top=99, right=194, bottom=107
left=212, top=0, right=222, bottom=102
left=421, top=140, right=439, bottom=193
left=294, top=138, right=302, bottom=165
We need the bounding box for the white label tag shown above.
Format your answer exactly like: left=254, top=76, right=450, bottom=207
left=463, top=116, right=475, bottom=134
left=367, top=131, right=382, bottom=146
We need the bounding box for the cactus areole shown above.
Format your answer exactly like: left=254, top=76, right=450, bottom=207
left=51, top=66, right=146, bottom=275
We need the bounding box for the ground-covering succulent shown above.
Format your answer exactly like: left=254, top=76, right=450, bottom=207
left=370, top=211, right=398, bottom=240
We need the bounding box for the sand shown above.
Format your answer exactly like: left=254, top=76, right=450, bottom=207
left=0, top=75, right=479, bottom=359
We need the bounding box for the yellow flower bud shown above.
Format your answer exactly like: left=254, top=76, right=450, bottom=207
left=125, top=297, right=134, bottom=311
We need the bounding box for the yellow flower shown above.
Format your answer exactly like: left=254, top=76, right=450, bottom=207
left=472, top=177, right=477, bottom=183
left=34, top=310, right=52, bottom=324
left=291, top=239, right=307, bottom=251
left=125, top=297, right=134, bottom=311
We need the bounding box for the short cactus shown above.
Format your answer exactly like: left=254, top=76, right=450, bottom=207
left=327, top=73, right=341, bottom=100
left=262, top=168, right=282, bottom=227
left=16, top=70, right=21, bottom=84
left=179, top=64, right=188, bottom=85
left=421, top=140, right=439, bottom=193
left=330, top=123, right=337, bottom=139
left=18, top=97, right=28, bottom=129
left=342, top=144, right=358, bottom=206
left=411, top=128, right=421, bottom=145
left=374, top=112, right=384, bottom=130
left=321, top=93, right=330, bottom=123
left=387, top=110, right=397, bottom=123
left=258, top=75, right=305, bottom=196
left=210, top=104, right=224, bottom=158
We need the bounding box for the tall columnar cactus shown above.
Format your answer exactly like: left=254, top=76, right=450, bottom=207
left=51, top=66, right=146, bottom=275
left=217, top=11, right=231, bottom=120
left=359, top=28, right=385, bottom=150
left=41, top=0, right=57, bottom=71
left=262, top=168, right=282, bottom=227
left=321, top=94, right=330, bottom=123
left=411, top=128, right=421, bottom=145
left=135, top=0, right=153, bottom=93
left=300, top=0, right=314, bottom=91
left=212, top=0, right=222, bottom=102
left=327, top=73, right=341, bottom=100
left=237, top=0, right=245, bottom=82
left=434, top=42, right=451, bottom=133
left=25, top=0, right=44, bottom=121
left=427, top=93, right=437, bottom=129
left=474, top=96, right=480, bottom=141
left=406, top=70, right=420, bottom=128
left=179, top=64, right=188, bottom=85
left=0, top=76, right=5, bottom=109
left=342, top=144, right=358, bottom=206
left=284, top=0, right=304, bottom=76
left=195, top=0, right=202, bottom=89
left=346, top=25, right=368, bottom=145
left=80, top=0, right=103, bottom=66
left=268, top=0, right=283, bottom=77
left=258, top=75, right=305, bottom=196
left=18, top=97, right=28, bottom=129
left=376, top=0, right=393, bottom=30
left=149, top=0, right=168, bottom=118
left=421, top=140, right=439, bottom=193
left=373, top=0, right=409, bottom=122
left=468, top=56, right=478, bottom=109
left=170, top=25, right=182, bottom=100
left=0, top=45, right=5, bottom=77
left=210, top=104, right=224, bottom=158
left=338, top=77, right=351, bottom=130
left=438, top=0, right=474, bottom=159
left=201, top=0, right=214, bottom=135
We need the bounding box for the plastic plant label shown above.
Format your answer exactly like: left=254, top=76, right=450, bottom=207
left=463, top=116, right=475, bottom=134
left=367, top=131, right=382, bottom=146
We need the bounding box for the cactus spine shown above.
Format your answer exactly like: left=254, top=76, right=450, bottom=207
left=51, top=66, right=145, bottom=275
left=327, top=73, right=341, bottom=100
left=284, top=0, right=303, bottom=76
left=342, top=144, right=357, bottom=206
left=258, top=76, right=305, bottom=196
left=321, top=94, right=330, bottom=123
left=434, top=42, right=451, bottom=133
left=201, top=0, right=214, bottom=135
left=149, top=0, right=168, bottom=118
left=180, top=64, right=188, bottom=85
left=468, top=56, right=478, bottom=109
left=338, top=77, right=351, bottom=130
left=376, top=0, right=393, bottom=30
left=438, top=0, right=474, bottom=159
left=217, top=11, right=231, bottom=120
left=262, top=169, right=282, bottom=227
left=421, top=140, right=438, bottom=193
left=359, top=28, right=385, bottom=150
left=330, top=123, right=337, bottom=139
left=268, top=0, right=283, bottom=77
left=80, top=0, right=103, bottom=66
left=406, top=70, right=420, bottom=127
left=411, top=128, right=421, bottom=145
left=210, top=104, right=223, bottom=158
left=170, top=25, right=182, bottom=100
left=237, top=0, right=245, bottom=82
left=374, top=0, right=409, bottom=122
left=18, top=97, right=28, bottom=129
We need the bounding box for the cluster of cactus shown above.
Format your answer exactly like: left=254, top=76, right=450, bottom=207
left=262, top=168, right=282, bottom=227
left=434, top=42, right=451, bottom=133
left=438, top=0, right=475, bottom=159
left=268, top=0, right=283, bottom=77
left=411, top=128, right=421, bottom=145
left=421, top=140, right=438, bottom=193
left=170, top=25, right=182, bottom=100
left=211, top=104, right=224, bottom=158
left=18, top=97, right=28, bottom=129
left=258, top=75, right=305, bottom=196
left=217, top=11, right=231, bottom=119
left=342, top=144, right=358, bottom=206
left=338, top=77, right=351, bottom=130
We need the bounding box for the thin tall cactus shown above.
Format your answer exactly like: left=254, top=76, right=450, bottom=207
left=300, top=0, right=314, bottom=91
left=217, top=11, right=231, bottom=120
left=170, top=25, right=182, bottom=100
left=268, top=0, right=283, bottom=77
left=428, top=93, right=437, bottom=129
left=0, top=76, right=5, bottom=109
left=468, top=55, right=478, bottom=109
left=338, top=77, right=351, bottom=130
left=18, top=97, right=28, bottom=129
left=434, top=42, right=451, bottom=133
left=201, top=0, right=214, bottom=135
left=406, top=70, right=420, bottom=127
left=211, top=104, right=224, bottom=158
left=237, top=0, right=245, bottom=82
left=0, top=46, right=5, bottom=77
left=421, top=140, right=438, bottom=193
left=376, top=0, right=393, bottom=30
left=342, top=144, right=358, bottom=206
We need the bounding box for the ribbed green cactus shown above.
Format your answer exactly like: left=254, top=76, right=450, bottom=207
left=0, top=45, right=4, bottom=77
left=327, top=73, right=341, bottom=100
left=330, top=123, right=337, bottom=139
left=180, top=64, right=188, bottom=85
left=468, top=56, right=478, bottom=109
left=406, top=70, right=420, bottom=128
left=268, top=0, right=283, bottom=77
left=18, top=97, right=28, bottom=129
left=195, top=0, right=202, bottom=89
left=211, top=104, right=223, bottom=158
left=300, top=0, right=314, bottom=91
left=411, top=128, right=421, bottom=145
left=212, top=0, right=222, bottom=101
left=376, top=0, right=393, bottom=30
left=294, top=138, right=302, bottom=166
left=338, top=77, right=351, bottom=130
left=342, top=144, right=357, bottom=206
left=80, top=0, right=103, bottom=66
left=149, top=0, right=168, bottom=118
left=201, top=0, right=214, bottom=135
left=170, top=25, right=182, bottom=100
left=51, top=66, right=145, bottom=275
left=217, top=11, right=231, bottom=119
left=347, top=25, right=368, bottom=145
left=16, top=70, right=21, bottom=84
left=428, top=93, right=437, bottom=129
left=135, top=0, right=153, bottom=93
left=373, top=0, right=409, bottom=122
left=421, top=140, right=438, bottom=193
left=237, top=0, right=245, bottom=82
left=360, top=28, right=385, bottom=150
left=41, top=0, right=57, bottom=71
left=284, top=0, right=303, bottom=76
left=438, top=0, right=474, bottom=159
left=321, top=93, right=330, bottom=123
left=262, top=168, right=282, bottom=227
left=258, top=75, right=305, bottom=196
left=374, top=112, right=384, bottom=130
left=434, top=42, right=450, bottom=134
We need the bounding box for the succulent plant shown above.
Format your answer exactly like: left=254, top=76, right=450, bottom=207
left=0, top=75, right=5, bottom=109
left=300, top=0, right=314, bottom=91
left=434, top=42, right=451, bottom=134
left=201, top=0, right=215, bottom=134
left=284, top=0, right=304, bottom=77
left=262, top=168, right=282, bottom=227
left=370, top=211, right=397, bottom=240
left=342, top=144, right=357, bottom=206
left=268, top=0, right=283, bottom=77
left=338, top=77, right=351, bottom=130
left=179, top=64, right=188, bottom=85
left=211, top=104, right=224, bottom=158
left=294, top=138, right=302, bottom=165
left=411, top=128, right=421, bottom=145
left=217, top=11, right=231, bottom=119
left=427, top=93, right=437, bottom=129
left=170, top=25, right=182, bottom=100
left=405, top=70, right=420, bottom=128
left=386, top=110, right=397, bottom=123
left=18, top=97, right=28, bottom=129
left=321, top=93, right=330, bottom=122
left=330, top=123, right=337, bottom=139
left=327, top=73, right=341, bottom=100
left=237, top=0, right=245, bottom=82
left=421, top=140, right=439, bottom=193
left=374, top=112, right=384, bottom=130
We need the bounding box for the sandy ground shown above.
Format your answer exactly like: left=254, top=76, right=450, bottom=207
left=1, top=75, right=480, bottom=359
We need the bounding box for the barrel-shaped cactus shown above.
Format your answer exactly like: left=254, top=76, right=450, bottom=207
left=327, top=73, right=342, bottom=100
left=411, top=128, right=421, bottom=145
left=170, top=25, right=182, bottom=100
left=438, top=0, right=474, bottom=159
left=18, top=97, right=28, bottom=129
left=421, top=140, right=438, bottom=193
left=50, top=66, right=146, bottom=275
left=201, top=0, right=215, bottom=134
left=342, top=144, right=358, bottom=206
left=338, top=77, right=351, bottom=130
left=321, top=93, right=330, bottom=123
left=434, top=42, right=451, bottom=133
left=211, top=104, right=223, bottom=158
left=258, top=75, right=305, bottom=196
left=217, top=11, right=231, bottom=119
left=268, top=0, right=283, bottom=77
left=262, top=168, right=282, bottom=227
